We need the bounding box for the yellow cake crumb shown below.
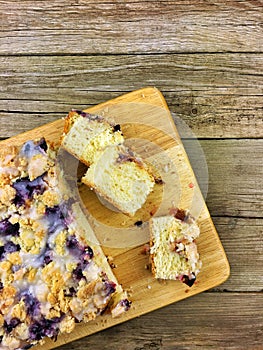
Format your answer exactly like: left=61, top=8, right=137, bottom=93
left=83, top=311, right=97, bottom=322
left=66, top=262, right=77, bottom=272
left=8, top=216, right=19, bottom=225
left=69, top=298, right=83, bottom=314
left=55, top=231, right=67, bottom=256
left=27, top=268, right=37, bottom=282
left=1, top=335, right=20, bottom=349
left=13, top=323, right=29, bottom=340
left=36, top=201, right=46, bottom=215
left=8, top=252, right=22, bottom=265
left=13, top=268, right=26, bottom=281
left=59, top=315, right=75, bottom=334
left=47, top=292, right=57, bottom=305
left=0, top=261, right=11, bottom=272
left=46, top=308, right=61, bottom=319
left=0, top=185, right=16, bottom=206
left=0, top=314, right=4, bottom=327
left=77, top=281, right=97, bottom=300
left=41, top=189, right=60, bottom=207
left=58, top=289, right=70, bottom=314
left=11, top=301, right=26, bottom=321
left=2, top=285, right=16, bottom=299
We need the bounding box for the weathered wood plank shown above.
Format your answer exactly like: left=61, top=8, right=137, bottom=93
left=55, top=292, right=263, bottom=350
left=211, top=217, right=263, bottom=292
left=198, top=139, right=263, bottom=218
left=0, top=0, right=262, bottom=54
left=0, top=54, right=262, bottom=138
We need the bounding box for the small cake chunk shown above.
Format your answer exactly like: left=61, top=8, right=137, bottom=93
left=149, top=209, right=202, bottom=287
left=62, top=110, right=124, bottom=166
left=82, top=145, right=156, bottom=216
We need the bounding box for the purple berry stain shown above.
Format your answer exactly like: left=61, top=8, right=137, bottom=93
left=37, top=138, right=48, bottom=152
left=0, top=241, right=21, bottom=261
left=43, top=251, right=53, bottom=265
left=20, top=139, right=47, bottom=158
left=113, top=124, right=121, bottom=132
left=23, top=293, right=41, bottom=319
left=13, top=176, right=46, bottom=206
left=29, top=316, right=62, bottom=341
left=64, top=286, right=76, bottom=297
left=182, top=274, right=196, bottom=287
left=4, top=241, right=20, bottom=254
left=72, top=263, right=85, bottom=281
left=120, top=298, right=131, bottom=311
left=66, top=235, right=93, bottom=263
left=0, top=219, right=20, bottom=237
left=4, top=318, right=20, bottom=333
left=45, top=205, right=68, bottom=234
left=104, top=280, right=116, bottom=297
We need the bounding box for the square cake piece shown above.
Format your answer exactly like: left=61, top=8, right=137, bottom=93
left=149, top=209, right=202, bottom=287
left=62, top=110, right=124, bottom=167
left=82, top=145, right=156, bottom=216
left=0, top=138, right=130, bottom=350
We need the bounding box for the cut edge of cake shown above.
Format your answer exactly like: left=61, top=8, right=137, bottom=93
left=149, top=208, right=202, bottom=287
left=62, top=110, right=124, bottom=167
left=69, top=202, right=131, bottom=318
left=81, top=144, right=156, bottom=217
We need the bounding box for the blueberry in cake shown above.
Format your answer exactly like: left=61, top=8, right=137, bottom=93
left=149, top=209, right=202, bottom=287
left=0, top=138, right=130, bottom=350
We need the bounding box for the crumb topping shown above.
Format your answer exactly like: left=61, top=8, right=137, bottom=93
left=0, top=138, right=120, bottom=349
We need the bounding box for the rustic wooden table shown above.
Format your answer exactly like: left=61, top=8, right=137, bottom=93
left=0, top=1, right=262, bottom=349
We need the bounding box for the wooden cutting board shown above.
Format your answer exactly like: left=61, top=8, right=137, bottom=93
left=0, top=87, right=230, bottom=349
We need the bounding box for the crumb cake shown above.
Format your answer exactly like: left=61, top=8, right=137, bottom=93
left=62, top=110, right=124, bottom=167
left=82, top=144, right=156, bottom=216
left=62, top=109, right=159, bottom=217
left=0, top=138, right=130, bottom=350
left=149, top=209, right=202, bottom=287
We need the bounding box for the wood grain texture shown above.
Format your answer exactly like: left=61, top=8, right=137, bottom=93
left=199, top=139, right=263, bottom=218
left=55, top=292, right=263, bottom=350
left=1, top=54, right=262, bottom=138
left=181, top=138, right=263, bottom=218
left=0, top=0, right=263, bottom=54
left=211, top=217, right=263, bottom=292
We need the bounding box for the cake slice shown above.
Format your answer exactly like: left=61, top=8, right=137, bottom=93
left=62, top=110, right=124, bottom=167
left=0, top=138, right=130, bottom=350
left=149, top=209, right=202, bottom=287
left=82, top=145, right=156, bottom=216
